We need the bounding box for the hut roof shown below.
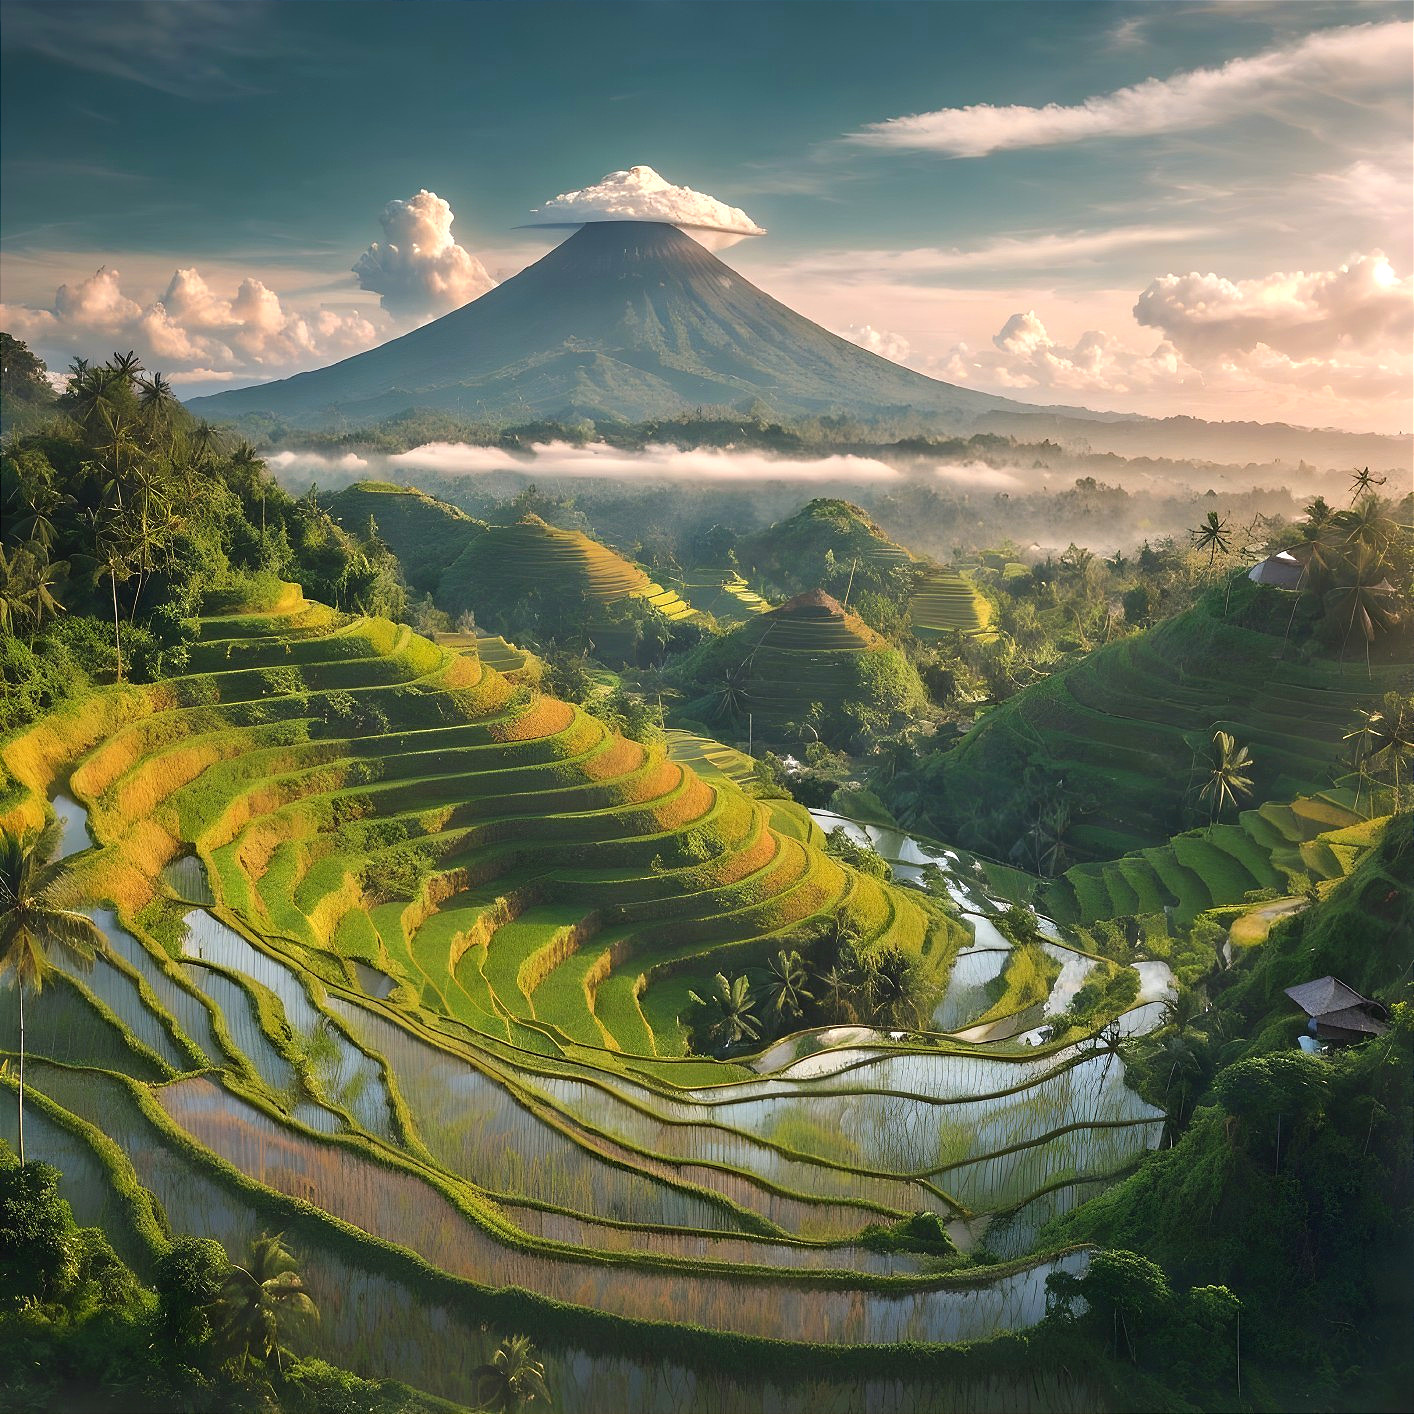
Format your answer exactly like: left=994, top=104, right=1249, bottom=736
left=778, top=589, right=845, bottom=616
left=1286, top=975, right=1389, bottom=1041
left=1248, top=551, right=1305, bottom=589
left=1285, top=976, right=1366, bottom=1017
left=1311, top=1005, right=1389, bottom=1039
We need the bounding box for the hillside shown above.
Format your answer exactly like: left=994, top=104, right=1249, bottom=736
left=186, top=223, right=1028, bottom=429
left=677, top=588, right=926, bottom=745
left=328, top=482, right=483, bottom=595
left=678, top=569, right=772, bottom=625
left=741, top=499, right=914, bottom=600
left=1048, top=814, right=1413, bottom=1411
left=0, top=580, right=1180, bottom=1409
left=909, top=567, right=995, bottom=641
left=437, top=514, right=694, bottom=658
left=911, top=597, right=1407, bottom=864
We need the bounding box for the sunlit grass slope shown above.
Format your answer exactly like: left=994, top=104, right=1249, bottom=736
left=910, top=568, right=994, bottom=641
left=437, top=514, right=695, bottom=655
left=680, top=589, right=927, bottom=740
left=1043, top=787, right=1374, bottom=928
left=679, top=569, right=772, bottom=625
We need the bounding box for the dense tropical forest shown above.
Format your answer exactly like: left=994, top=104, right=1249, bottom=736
left=2, top=337, right=1411, bottom=1413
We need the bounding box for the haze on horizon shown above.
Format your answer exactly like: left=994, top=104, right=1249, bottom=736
left=1, top=0, right=1411, bottom=436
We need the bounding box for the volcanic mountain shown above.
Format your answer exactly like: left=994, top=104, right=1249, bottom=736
left=188, top=221, right=1033, bottom=429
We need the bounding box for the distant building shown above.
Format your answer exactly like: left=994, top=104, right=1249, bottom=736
left=1248, top=550, right=1306, bottom=590
left=1285, top=975, right=1390, bottom=1043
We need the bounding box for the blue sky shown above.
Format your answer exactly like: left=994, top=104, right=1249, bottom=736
left=2, top=0, right=1409, bottom=430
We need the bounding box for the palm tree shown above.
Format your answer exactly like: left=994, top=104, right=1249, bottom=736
left=687, top=972, right=761, bottom=1052
left=93, top=528, right=135, bottom=684
left=1190, top=511, right=1231, bottom=566
left=862, top=945, right=917, bottom=1028
left=1345, top=695, right=1414, bottom=812
left=710, top=661, right=752, bottom=724
left=0, top=823, right=106, bottom=1163
left=1325, top=545, right=1397, bottom=678
left=0, top=544, right=58, bottom=639
left=1277, top=536, right=1337, bottom=659
left=473, top=1334, right=551, bottom=1412
left=212, top=1232, right=319, bottom=1375
left=1303, top=497, right=1334, bottom=535
left=136, top=370, right=176, bottom=432
left=815, top=963, right=858, bottom=1022
left=1349, top=466, right=1386, bottom=504
left=1198, top=731, right=1255, bottom=831
left=1332, top=496, right=1397, bottom=562
left=763, top=949, right=814, bottom=1021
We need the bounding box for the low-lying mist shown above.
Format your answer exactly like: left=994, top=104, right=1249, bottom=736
left=269, top=439, right=1372, bottom=562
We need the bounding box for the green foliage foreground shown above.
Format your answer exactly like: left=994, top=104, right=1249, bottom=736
left=0, top=1152, right=454, bottom=1414
left=1051, top=814, right=1414, bottom=1412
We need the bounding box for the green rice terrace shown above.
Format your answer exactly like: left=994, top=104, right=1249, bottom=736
left=740, top=499, right=915, bottom=598
left=909, top=568, right=995, bottom=642
left=437, top=515, right=696, bottom=661
left=676, top=589, right=927, bottom=744
left=329, top=483, right=487, bottom=597
left=0, top=580, right=1189, bottom=1412
left=927, top=601, right=1408, bottom=861
left=677, top=569, right=771, bottom=626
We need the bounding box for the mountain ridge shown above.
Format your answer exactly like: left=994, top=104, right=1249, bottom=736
left=188, top=222, right=1038, bottom=428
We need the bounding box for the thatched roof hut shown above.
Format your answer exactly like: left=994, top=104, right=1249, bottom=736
left=1285, top=975, right=1390, bottom=1043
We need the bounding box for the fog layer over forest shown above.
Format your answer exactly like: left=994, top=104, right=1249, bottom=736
left=266, top=438, right=1386, bottom=561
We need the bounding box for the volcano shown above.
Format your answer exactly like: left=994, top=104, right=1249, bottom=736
left=188, top=221, right=1033, bottom=429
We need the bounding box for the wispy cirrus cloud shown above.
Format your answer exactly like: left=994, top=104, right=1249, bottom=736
left=848, top=20, right=1411, bottom=156
left=775, top=224, right=1211, bottom=283
left=1, top=0, right=273, bottom=100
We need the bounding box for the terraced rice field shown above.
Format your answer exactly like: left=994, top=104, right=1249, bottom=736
left=0, top=583, right=1167, bottom=1410
left=707, top=589, right=906, bottom=731
left=1043, top=788, right=1377, bottom=927
left=909, top=568, right=995, bottom=641
left=435, top=629, right=533, bottom=677
left=438, top=515, right=695, bottom=643
left=938, top=605, right=1403, bottom=856
left=665, top=730, right=759, bottom=789
left=679, top=570, right=772, bottom=625
left=329, top=482, right=484, bottom=596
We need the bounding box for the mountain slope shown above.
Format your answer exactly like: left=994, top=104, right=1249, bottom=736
left=189, top=222, right=1029, bottom=428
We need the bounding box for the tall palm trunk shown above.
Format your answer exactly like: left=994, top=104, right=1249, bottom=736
left=110, top=569, right=123, bottom=683
left=16, top=981, right=25, bottom=1165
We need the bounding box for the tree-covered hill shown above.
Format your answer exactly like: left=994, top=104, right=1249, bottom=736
left=674, top=588, right=927, bottom=748
left=886, top=548, right=1411, bottom=871
left=327, top=482, right=484, bottom=597
left=1, top=340, right=405, bottom=737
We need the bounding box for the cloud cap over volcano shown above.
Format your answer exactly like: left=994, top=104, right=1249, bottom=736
left=525, top=165, right=765, bottom=247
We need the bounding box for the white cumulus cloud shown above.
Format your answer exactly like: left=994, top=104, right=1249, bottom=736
left=838, top=323, right=912, bottom=364
left=526, top=165, right=765, bottom=247
left=1133, top=251, right=1412, bottom=360
left=850, top=20, right=1412, bottom=155
left=353, top=189, right=496, bottom=320
left=932, top=251, right=1412, bottom=429
left=0, top=264, right=382, bottom=384
left=938, top=310, right=1193, bottom=396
